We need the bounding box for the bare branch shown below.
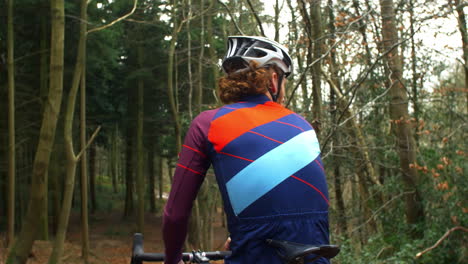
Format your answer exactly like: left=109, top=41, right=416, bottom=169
left=337, top=87, right=391, bottom=127
left=298, top=0, right=312, bottom=39
left=124, top=18, right=159, bottom=26
left=14, top=49, right=49, bottom=63
left=286, top=10, right=372, bottom=107
left=76, top=126, right=102, bottom=160
left=173, top=0, right=216, bottom=36
left=319, top=36, right=409, bottom=152
left=244, top=0, right=265, bottom=36
left=350, top=191, right=415, bottom=234
left=416, top=226, right=468, bottom=258
left=87, top=0, right=138, bottom=34
left=218, top=0, right=245, bottom=35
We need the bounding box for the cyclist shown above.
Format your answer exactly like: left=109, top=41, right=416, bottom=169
left=163, top=36, right=330, bottom=264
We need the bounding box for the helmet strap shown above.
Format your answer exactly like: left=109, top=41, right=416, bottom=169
left=268, top=88, right=278, bottom=102
left=268, top=73, right=284, bottom=102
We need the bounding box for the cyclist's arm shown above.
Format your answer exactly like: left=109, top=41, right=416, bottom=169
left=163, top=110, right=215, bottom=264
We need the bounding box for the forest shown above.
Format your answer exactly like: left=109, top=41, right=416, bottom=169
left=0, top=0, right=467, bottom=263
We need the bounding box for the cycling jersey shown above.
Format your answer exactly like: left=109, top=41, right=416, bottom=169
left=163, top=94, right=330, bottom=264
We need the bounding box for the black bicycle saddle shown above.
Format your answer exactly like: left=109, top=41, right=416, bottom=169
left=266, top=239, right=340, bottom=264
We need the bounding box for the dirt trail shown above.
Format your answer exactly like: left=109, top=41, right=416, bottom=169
left=1, top=212, right=228, bottom=264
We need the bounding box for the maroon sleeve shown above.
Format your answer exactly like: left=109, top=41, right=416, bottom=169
left=162, top=110, right=216, bottom=264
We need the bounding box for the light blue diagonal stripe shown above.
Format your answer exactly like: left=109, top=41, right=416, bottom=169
left=226, top=129, right=320, bottom=215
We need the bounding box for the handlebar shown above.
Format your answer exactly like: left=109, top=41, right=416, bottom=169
left=131, top=233, right=231, bottom=264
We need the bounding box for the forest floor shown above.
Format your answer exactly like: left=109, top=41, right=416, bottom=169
left=0, top=211, right=229, bottom=264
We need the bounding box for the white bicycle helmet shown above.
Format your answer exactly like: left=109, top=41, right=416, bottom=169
left=222, top=36, right=293, bottom=77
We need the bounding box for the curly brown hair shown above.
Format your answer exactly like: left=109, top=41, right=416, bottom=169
left=218, top=61, right=280, bottom=104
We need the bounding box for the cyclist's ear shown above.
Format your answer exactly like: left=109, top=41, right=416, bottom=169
left=269, top=72, right=279, bottom=94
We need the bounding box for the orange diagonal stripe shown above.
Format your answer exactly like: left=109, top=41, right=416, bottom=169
left=208, top=102, right=293, bottom=152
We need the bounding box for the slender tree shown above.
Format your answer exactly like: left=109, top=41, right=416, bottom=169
left=206, top=0, right=219, bottom=102
left=89, top=142, right=98, bottom=213
left=79, top=4, right=90, bottom=258
left=187, top=0, right=194, bottom=119
left=326, top=0, right=348, bottom=237
left=298, top=0, right=313, bottom=112
left=352, top=0, right=372, bottom=65
left=197, top=0, right=205, bottom=113
left=136, top=45, right=145, bottom=233
left=310, top=0, right=324, bottom=132
left=7, top=0, right=16, bottom=248
left=158, top=155, right=164, bottom=199
left=124, top=103, right=134, bottom=218
left=111, top=124, right=119, bottom=193
left=452, top=0, right=468, bottom=113
left=38, top=1, right=50, bottom=241
left=286, top=0, right=306, bottom=111
left=148, top=142, right=156, bottom=213
left=48, top=0, right=98, bottom=261
left=274, top=0, right=280, bottom=42
left=6, top=0, right=65, bottom=262
left=168, top=0, right=183, bottom=152
left=244, top=0, right=266, bottom=36
left=379, top=0, right=424, bottom=237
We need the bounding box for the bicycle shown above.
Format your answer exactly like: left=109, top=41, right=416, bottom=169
left=130, top=233, right=340, bottom=264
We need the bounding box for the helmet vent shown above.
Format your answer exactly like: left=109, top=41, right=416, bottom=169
left=246, top=48, right=267, bottom=58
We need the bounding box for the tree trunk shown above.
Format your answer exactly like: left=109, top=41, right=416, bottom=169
left=6, top=0, right=65, bottom=262
left=206, top=0, right=219, bottom=103
left=325, top=0, right=381, bottom=236
left=327, top=0, right=348, bottom=237
left=124, top=124, right=134, bottom=218
left=168, top=0, right=182, bottom=152
left=48, top=0, right=89, bottom=260
left=188, top=200, right=202, bottom=249
left=199, top=185, right=215, bottom=248
left=79, top=8, right=89, bottom=259
left=245, top=0, right=265, bottom=36
left=274, top=0, right=280, bottom=42
left=310, top=0, right=323, bottom=133
left=187, top=0, right=194, bottom=120
left=379, top=0, right=424, bottom=237
left=111, top=124, right=118, bottom=193
left=286, top=0, right=304, bottom=111
left=167, top=159, right=174, bottom=192
left=38, top=2, right=50, bottom=241
left=148, top=144, right=156, bottom=213
left=453, top=0, right=468, bottom=113
left=40, top=9, right=49, bottom=105
left=188, top=0, right=202, bottom=249
left=298, top=0, right=313, bottom=112
left=197, top=0, right=205, bottom=113
left=188, top=0, right=218, bottom=250
left=89, top=142, right=97, bottom=213
left=7, top=0, right=16, bottom=247
left=352, top=0, right=372, bottom=65
left=409, top=0, right=420, bottom=145
left=48, top=157, right=77, bottom=264
left=333, top=152, right=348, bottom=236
left=80, top=79, right=90, bottom=262
left=50, top=151, right=61, bottom=235
left=158, top=156, right=163, bottom=199
left=136, top=45, right=145, bottom=233
left=324, top=70, right=380, bottom=238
